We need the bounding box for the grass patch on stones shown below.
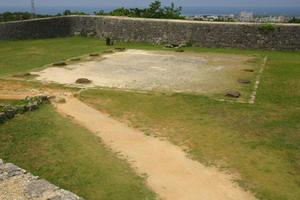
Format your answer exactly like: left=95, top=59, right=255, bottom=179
left=0, top=104, right=156, bottom=200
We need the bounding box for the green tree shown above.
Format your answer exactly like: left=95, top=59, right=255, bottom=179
left=289, top=17, right=300, bottom=23
left=63, top=10, right=72, bottom=15
left=96, top=1, right=183, bottom=19
left=144, top=1, right=164, bottom=18
left=163, top=2, right=182, bottom=19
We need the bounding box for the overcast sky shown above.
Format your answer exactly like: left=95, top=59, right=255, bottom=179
left=2, top=0, right=300, bottom=8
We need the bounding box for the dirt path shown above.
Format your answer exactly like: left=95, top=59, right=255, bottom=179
left=54, top=96, right=256, bottom=200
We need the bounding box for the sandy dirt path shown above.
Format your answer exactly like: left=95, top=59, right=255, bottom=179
left=54, top=96, right=256, bottom=200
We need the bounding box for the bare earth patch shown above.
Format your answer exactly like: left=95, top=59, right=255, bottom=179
left=0, top=82, right=256, bottom=200
left=33, top=50, right=257, bottom=95
left=54, top=96, right=256, bottom=200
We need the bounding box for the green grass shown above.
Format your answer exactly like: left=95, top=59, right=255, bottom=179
left=0, top=37, right=164, bottom=76
left=0, top=99, right=22, bottom=106
left=0, top=104, right=156, bottom=200
left=79, top=49, right=300, bottom=200
left=1, top=37, right=300, bottom=200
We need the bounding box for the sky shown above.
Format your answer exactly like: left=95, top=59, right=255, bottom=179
left=1, top=0, right=300, bottom=8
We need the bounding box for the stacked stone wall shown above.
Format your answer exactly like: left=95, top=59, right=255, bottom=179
left=0, top=15, right=300, bottom=51
left=0, top=159, right=84, bottom=199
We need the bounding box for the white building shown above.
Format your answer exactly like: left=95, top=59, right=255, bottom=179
left=238, top=11, right=254, bottom=22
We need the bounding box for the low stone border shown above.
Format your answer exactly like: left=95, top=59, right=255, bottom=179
left=249, top=56, right=268, bottom=104
left=0, top=96, right=49, bottom=124
left=0, top=159, right=84, bottom=200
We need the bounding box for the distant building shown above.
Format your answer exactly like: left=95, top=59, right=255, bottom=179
left=238, top=11, right=254, bottom=22
left=256, top=16, right=285, bottom=23
left=278, top=16, right=285, bottom=23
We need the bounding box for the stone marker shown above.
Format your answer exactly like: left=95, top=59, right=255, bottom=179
left=244, top=69, right=254, bottom=72
left=89, top=53, right=100, bottom=57
left=176, top=49, right=184, bottom=52
left=115, top=47, right=125, bottom=51
left=76, top=78, right=92, bottom=84
left=225, top=91, right=241, bottom=98
left=71, top=57, right=81, bottom=61
left=238, top=79, right=251, bottom=84
left=13, top=72, right=31, bottom=77
left=53, top=62, right=66, bottom=66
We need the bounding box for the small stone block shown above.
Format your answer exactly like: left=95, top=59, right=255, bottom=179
left=70, top=58, right=81, bottom=61
left=89, top=53, right=100, bottom=57
left=225, top=91, right=241, bottom=98
left=75, top=78, right=92, bottom=84
left=238, top=79, right=251, bottom=84
left=53, top=62, right=66, bottom=66
left=115, top=47, right=125, bottom=51
left=244, top=69, right=254, bottom=72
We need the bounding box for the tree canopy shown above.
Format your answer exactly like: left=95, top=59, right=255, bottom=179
left=94, top=1, right=184, bottom=19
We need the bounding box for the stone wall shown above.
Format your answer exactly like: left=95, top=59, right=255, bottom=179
left=0, top=17, right=72, bottom=40
left=0, top=16, right=300, bottom=51
left=0, top=159, right=84, bottom=200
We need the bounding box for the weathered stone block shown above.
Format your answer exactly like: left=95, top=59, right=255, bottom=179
left=75, top=78, right=92, bottom=84
left=225, top=91, right=241, bottom=98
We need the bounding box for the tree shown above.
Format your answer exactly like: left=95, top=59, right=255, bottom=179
left=289, top=17, right=300, bottom=23
left=144, top=1, right=164, bottom=18
left=163, top=2, right=182, bottom=19
left=63, top=10, right=71, bottom=16
left=95, top=1, right=183, bottom=19
left=94, top=10, right=105, bottom=15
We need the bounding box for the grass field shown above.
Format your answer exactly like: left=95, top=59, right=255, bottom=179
left=0, top=37, right=162, bottom=76
left=0, top=101, right=156, bottom=200
left=78, top=47, right=300, bottom=199
left=0, top=37, right=299, bottom=200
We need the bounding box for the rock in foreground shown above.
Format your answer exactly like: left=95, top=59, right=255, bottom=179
left=0, top=159, right=84, bottom=200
